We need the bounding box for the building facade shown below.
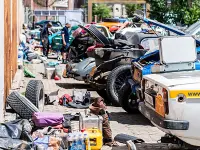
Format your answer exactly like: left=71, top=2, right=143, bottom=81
left=110, top=4, right=127, bottom=18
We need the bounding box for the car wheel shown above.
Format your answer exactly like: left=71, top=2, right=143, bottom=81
left=107, top=65, right=131, bottom=106
left=119, top=82, right=139, bottom=113
left=7, top=91, right=39, bottom=119
left=25, top=80, right=44, bottom=111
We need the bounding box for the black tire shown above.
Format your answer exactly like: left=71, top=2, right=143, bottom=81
left=119, top=82, right=139, bottom=113
left=7, top=91, right=39, bottom=119
left=114, top=133, right=144, bottom=144
left=107, top=65, right=131, bottom=106
left=25, top=80, right=44, bottom=111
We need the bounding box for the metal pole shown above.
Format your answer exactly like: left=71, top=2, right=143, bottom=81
left=46, top=0, right=48, bottom=20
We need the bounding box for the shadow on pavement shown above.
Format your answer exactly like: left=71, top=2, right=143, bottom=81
left=56, top=83, right=94, bottom=91
left=112, top=146, right=127, bottom=150
left=109, top=112, right=153, bottom=126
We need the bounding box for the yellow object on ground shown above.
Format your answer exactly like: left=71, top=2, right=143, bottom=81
left=87, top=128, right=103, bottom=150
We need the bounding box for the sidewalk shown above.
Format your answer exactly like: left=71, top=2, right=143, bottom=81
left=11, top=62, right=165, bottom=150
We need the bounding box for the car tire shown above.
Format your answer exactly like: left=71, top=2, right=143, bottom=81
left=7, top=91, right=39, bottom=119
left=25, top=80, right=44, bottom=111
left=107, top=65, right=131, bottom=106
left=119, top=82, right=139, bottom=113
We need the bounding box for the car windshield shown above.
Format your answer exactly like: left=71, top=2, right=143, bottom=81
left=185, top=20, right=200, bottom=34
left=141, top=38, right=159, bottom=54
left=51, top=22, right=62, bottom=27
left=96, top=27, right=108, bottom=37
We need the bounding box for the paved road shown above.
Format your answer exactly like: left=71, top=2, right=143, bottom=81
left=21, top=62, right=165, bottom=150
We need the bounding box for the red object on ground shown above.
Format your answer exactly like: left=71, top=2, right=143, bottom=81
left=81, top=129, right=86, bottom=132
left=54, top=75, right=60, bottom=80
left=59, top=94, right=72, bottom=105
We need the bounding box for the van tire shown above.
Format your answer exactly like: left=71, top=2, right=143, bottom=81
left=119, top=82, right=139, bottom=114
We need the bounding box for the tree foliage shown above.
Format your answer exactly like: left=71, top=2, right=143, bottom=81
left=170, top=0, right=190, bottom=25
left=184, top=0, right=200, bottom=25
left=147, top=0, right=200, bottom=25
left=93, top=4, right=111, bottom=21
left=125, top=4, right=143, bottom=17
left=146, top=0, right=169, bottom=23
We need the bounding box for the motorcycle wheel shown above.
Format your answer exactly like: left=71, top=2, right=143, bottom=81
left=119, top=82, right=139, bottom=114
left=106, top=65, right=131, bottom=106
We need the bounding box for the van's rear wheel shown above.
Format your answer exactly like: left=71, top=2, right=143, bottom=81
left=119, top=82, right=139, bottom=114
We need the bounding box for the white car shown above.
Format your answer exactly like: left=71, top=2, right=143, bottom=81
left=139, top=36, right=200, bottom=147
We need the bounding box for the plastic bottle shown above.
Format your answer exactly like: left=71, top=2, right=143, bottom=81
left=84, top=133, right=91, bottom=150
left=77, top=133, right=86, bottom=150
left=71, top=135, right=78, bottom=150
left=67, top=133, right=73, bottom=150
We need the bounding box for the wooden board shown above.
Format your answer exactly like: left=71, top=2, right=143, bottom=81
left=4, top=0, right=11, bottom=103
left=12, top=0, right=18, bottom=79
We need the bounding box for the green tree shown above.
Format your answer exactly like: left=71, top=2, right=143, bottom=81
left=125, top=4, right=143, bottom=17
left=170, top=0, right=190, bottom=25
left=184, top=0, right=200, bottom=25
left=93, top=4, right=111, bottom=21
left=146, top=0, right=170, bottom=23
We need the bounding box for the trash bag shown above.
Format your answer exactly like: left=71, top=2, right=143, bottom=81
left=0, top=119, right=33, bottom=149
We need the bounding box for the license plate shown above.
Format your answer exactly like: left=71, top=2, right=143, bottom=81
left=89, top=67, right=96, bottom=77
left=144, top=92, right=154, bottom=106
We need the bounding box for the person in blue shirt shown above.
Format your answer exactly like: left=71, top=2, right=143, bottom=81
left=61, top=23, right=71, bottom=64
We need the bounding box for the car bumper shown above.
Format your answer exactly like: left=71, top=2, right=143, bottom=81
left=138, top=102, right=189, bottom=130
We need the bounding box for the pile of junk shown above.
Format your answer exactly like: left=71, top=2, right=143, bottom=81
left=4, top=79, right=104, bottom=150
left=5, top=79, right=147, bottom=150
left=62, top=16, right=161, bottom=106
